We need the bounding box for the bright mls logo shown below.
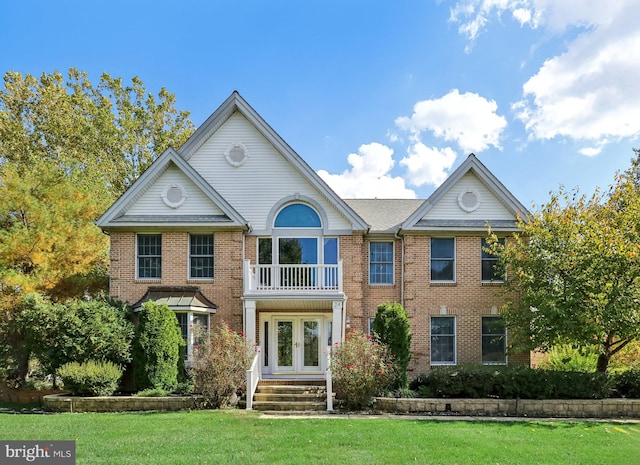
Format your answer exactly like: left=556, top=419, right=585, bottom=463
left=1, top=441, right=75, bottom=464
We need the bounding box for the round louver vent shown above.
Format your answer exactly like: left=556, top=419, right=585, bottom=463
left=162, top=183, right=186, bottom=208
left=458, top=189, right=480, bottom=212
left=225, top=143, right=248, bottom=166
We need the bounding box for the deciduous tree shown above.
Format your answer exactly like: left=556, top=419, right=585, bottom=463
left=487, top=151, right=640, bottom=372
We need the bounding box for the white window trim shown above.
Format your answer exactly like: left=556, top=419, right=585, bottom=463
left=430, top=237, right=456, bottom=283
left=135, top=233, right=162, bottom=281
left=188, top=233, right=215, bottom=281
left=430, top=316, right=457, bottom=366
left=369, top=241, right=394, bottom=286
left=481, top=238, right=505, bottom=283
left=177, top=311, right=211, bottom=364
left=481, top=316, right=508, bottom=365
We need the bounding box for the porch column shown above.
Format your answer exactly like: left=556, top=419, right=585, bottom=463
left=332, top=300, right=343, bottom=346
left=244, top=300, right=256, bottom=347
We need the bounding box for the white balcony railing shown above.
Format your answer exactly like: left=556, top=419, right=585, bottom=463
left=244, top=260, right=343, bottom=293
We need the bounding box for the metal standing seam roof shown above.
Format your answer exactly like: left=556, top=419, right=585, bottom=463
left=132, top=286, right=217, bottom=312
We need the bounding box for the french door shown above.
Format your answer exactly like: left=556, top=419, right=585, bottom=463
left=274, top=317, right=322, bottom=373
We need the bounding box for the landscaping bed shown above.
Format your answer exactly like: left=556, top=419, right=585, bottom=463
left=374, top=397, right=640, bottom=418
left=43, top=393, right=206, bottom=413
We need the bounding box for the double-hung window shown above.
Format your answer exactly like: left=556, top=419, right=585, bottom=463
left=430, top=316, right=456, bottom=365
left=369, top=242, right=393, bottom=285
left=482, top=316, right=507, bottom=364
left=190, top=234, right=214, bottom=279
left=431, top=238, right=455, bottom=282
left=481, top=238, right=505, bottom=282
left=137, top=234, right=162, bottom=279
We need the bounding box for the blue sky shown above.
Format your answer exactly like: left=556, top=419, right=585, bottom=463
left=2, top=0, right=639, bottom=208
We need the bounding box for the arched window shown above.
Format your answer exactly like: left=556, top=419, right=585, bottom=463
left=274, top=204, right=321, bottom=228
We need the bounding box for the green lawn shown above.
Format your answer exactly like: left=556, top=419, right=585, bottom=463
left=1, top=410, right=639, bottom=465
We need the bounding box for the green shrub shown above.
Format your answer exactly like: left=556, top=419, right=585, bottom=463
left=134, top=387, right=170, bottom=397
left=538, top=345, right=598, bottom=372
left=372, top=302, right=412, bottom=389
left=133, top=301, right=184, bottom=391
left=58, top=360, right=123, bottom=397
left=611, top=369, right=640, bottom=398
left=190, top=322, right=253, bottom=408
left=410, top=365, right=610, bottom=399
left=331, top=331, right=396, bottom=410
left=19, top=294, right=133, bottom=382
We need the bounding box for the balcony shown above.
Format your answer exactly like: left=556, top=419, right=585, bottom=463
left=243, top=260, right=343, bottom=295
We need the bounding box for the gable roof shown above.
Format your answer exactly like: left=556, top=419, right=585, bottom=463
left=401, top=154, right=530, bottom=232
left=345, top=199, right=424, bottom=234
left=178, top=91, right=370, bottom=232
left=96, top=147, right=248, bottom=230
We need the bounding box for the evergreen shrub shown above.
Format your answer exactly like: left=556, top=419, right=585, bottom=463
left=58, top=360, right=123, bottom=397
left=133, top=301, right=184, bottom=391
left=410, top=365, right=611, bottom=399
left=372, top=302, right=412, bottom=389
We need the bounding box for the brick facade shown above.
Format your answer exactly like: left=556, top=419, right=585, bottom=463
left=109, top=229, right=528, bottom=377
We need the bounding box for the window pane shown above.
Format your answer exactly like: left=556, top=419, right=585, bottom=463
left=431, top=317, right=455, bottom=364
left=370, top=242, right=393, bottom=284
left=482, top=317, right=506, bottom=364
left=274, top=204, right=321, bottom=228
left=431, top=238, right=454, bottom=281
left=137, top=234, right=161, bottom=278
left=482, top=238, right=504, bottom=281
left=190, top=234, right=214, bottom=279
left=431, top=238, right=454, bottom=258
left=279, top=238, right=317, bottom=264
left=324, top=238, right=338, bottom=264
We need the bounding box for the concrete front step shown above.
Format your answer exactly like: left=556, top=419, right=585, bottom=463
left=250, top=400, right=327, bottom=411
left=254, top=393, right=327, bottom=403
left=248, top=379, right=332, bottom=412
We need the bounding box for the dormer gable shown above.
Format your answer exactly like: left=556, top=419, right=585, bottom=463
left=401, top=154, right=529, bottom=233
left=96, top=147, right=248, bottom=230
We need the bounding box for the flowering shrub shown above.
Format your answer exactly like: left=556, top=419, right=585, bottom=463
left=331, top=331, right=396, bottom=410
left=190, top=322, right=253, bottom=408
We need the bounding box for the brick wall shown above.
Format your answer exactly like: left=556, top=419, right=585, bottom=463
left=109, top=230, right=528, bottom=376
left=109, top=230, right=244, bottom=330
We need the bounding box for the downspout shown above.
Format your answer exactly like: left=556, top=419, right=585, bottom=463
left=394, top=228, right=405, bottom=308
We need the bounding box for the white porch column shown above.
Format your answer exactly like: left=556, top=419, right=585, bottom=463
left=332, top=300, right=343, bottom=345
left=244, top=300, right=257, bottom=347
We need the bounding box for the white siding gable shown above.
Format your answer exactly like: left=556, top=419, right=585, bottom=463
left=422, top=171, right=515, bottom=222
left=126, top=164, right=225, bottom=216
left=188, top=112, right=353, bottom=232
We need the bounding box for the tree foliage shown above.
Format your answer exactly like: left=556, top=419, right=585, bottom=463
left=0, top=68, right=194, bottom=300
left=18, top=293, right=133, bottom=384
left=487, top=150, right=640, bottom=372
left=372, top=301, right=412, bottom=388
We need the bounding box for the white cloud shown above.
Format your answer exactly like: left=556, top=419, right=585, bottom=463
left=399, top=144, right=458, bottom=188
left=395, top=89, right=507, bottom=154
left=317, top=142, right=416, bottom=199
left=452, top=0, right=640, bottom=154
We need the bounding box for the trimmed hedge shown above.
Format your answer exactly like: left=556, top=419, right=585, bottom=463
left=410, top=365, right=617, bottom=400
left=58, top=360, right=123, bottom=397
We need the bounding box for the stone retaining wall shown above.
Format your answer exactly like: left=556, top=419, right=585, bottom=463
left=374, top=397, right=640, bottom=418
left=43, top=394, right=206, bottom=413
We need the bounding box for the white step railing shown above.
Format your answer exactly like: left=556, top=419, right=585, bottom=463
left=245, top=346, right=261, bottom=410
left=326, top=346, right=333, bottom=412
left=244, top=260, right=343, bottom=293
